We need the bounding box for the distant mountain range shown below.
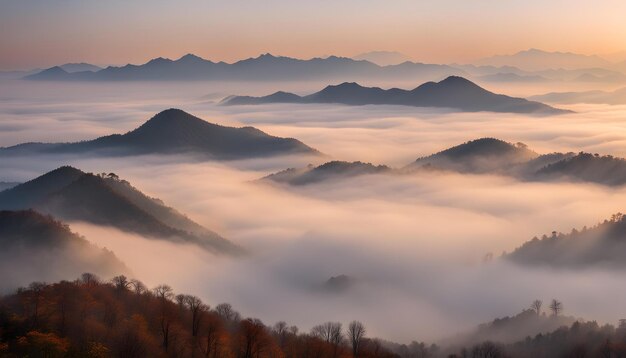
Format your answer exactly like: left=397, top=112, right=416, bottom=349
left=0, top=166, right=241, bottom=254
left=0, top=210, right=128, bottom=289
left=222, top=76, right=569, bottom=114
left=260, top=138, right=626, bottom=187
left=530, top=87, right=626, bottom=105
left=475, top=48, right=613, bottom=71
left=21, top=51, right=626, bottom=83
left=352, top=51, right=412, bottom=66
left=24, top=53, right=463, bottom=82
left=0, top=108, right=318, bottom=159
left=507, top=213, right=626, bottom=268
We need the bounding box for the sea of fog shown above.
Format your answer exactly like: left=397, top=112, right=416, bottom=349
left=2, top=78, right=626, bottom=342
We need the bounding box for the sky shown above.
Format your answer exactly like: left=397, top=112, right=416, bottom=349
left=1, top=0, right=626, bottom=70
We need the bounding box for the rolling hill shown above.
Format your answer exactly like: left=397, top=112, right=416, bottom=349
left=223, top=76, right=569, bottom=114
left=507, top=213, right=626, bottom=268
left=0, top=210, right=128, bottom=290
left=261, top=161, right=392, bottom=185
left=0, top=108, right=318, bottom=159
left=0, top=166, right=241, bottom=254
left=407, top=138, right=539, bottom=173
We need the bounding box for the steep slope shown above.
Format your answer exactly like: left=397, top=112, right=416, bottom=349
left=0, top=109, right=318, bottom=159
left=0, top=210, right=128, bottom=289
left=507, top=213, right=626, bottom=268
left=0, top=167, right=240, bottom=254
left=261, top=161, right=392, bottom=185
left=407, top=138, right=539, bottom=174
left=223, top=76, right=569, bottom=114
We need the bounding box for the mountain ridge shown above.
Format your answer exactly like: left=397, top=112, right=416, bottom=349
left=223, top=76, right=570, bottom=114
left=0, top=108, right=319, bottom=159
left=0, top=166, right=241, bottom=254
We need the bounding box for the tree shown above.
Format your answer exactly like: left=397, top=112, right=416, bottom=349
left=550, top=299, right=563, bottom=317
left=184, top=295, right=208, bottom=336
left=311, top=322, right=343, bottom=358
left=531, top=300, right=543, bottom=316
left=80, top=273, right=100, bottom=287
left=348, top=321, right=366, bottom=357
left=111, top=275, right=130, bottom=291
left=129, top=279, right=147, bottom=295
left=237, top=318, right=274, bottom=358
left=152, top=285, right=174, bottom=349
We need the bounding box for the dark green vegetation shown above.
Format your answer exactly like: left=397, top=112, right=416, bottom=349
left=0, top=166, right=240, bottom=254
left=223, top=76, right=569, bottom=114
left=0, top=211, right=127, bottom=289
left=0, top=109, right=318, bottom=159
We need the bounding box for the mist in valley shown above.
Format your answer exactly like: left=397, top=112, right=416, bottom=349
left=3, top=79, right=626, bottom=344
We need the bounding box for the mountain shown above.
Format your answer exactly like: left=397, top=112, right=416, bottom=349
left=59, top=62, right=102, bottom=72
left=23, top=53, right=464, bottom=82
left=223, top=76, right=569, bottom=114
left=446, top=309, right=578, bottom=347
left=534, top=152, right=626, bottom=186
left=0, top=166, right=241, bottom=254
left=352, top=51, right=412, bottom=66
left=475, top=48, right=612, bottom=71
left=530, top=87, right=626, bottom=105
left=407, top=138, right=539, bottom=174
left=0, top=181, right=19, bottom=191
left=0, top=108, right=318, bottom=159
left=507, top=213, right=626, bottom=268
left=261, top=161, right=392, bottom=185
left=0, top=210, right=128, bottom=290
left=477, top=72, right=548, bottom=83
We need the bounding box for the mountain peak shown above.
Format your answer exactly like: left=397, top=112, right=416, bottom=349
left=177, top=53, right=205, bottom=62
left=439, top=75, right=478, bottom=86
left=145, top=57, right=173, bottom=66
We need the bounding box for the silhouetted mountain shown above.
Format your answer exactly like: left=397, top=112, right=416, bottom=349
left=0, top=109, right=318, bottom=159
left=0, top=167, right=241, bottom=254
left=408, top=138, right=539, bottom=174
left=534, top=153, right=626, bottom=186
left=24, top=53, right=463, bottom=82
left=261, top=161, right=392, bottom=185
left=58, top=63, right=102, bottom=72
left=322, top=274, right=354, bottom=293
left=477, top=72, right=548, bottom=83
left=25, top=66, right=70, bottom=80
left=0, top=181, right=19, bottom=191
left=530, top=87, right=626, bottom=105
left=507, top=213, right=626, bottom=268
left=352, top=51, right=412, bottom=66
left=0, top=210, right=128, bottom=289
left=475, top=48, right=612, bottom=71
left=223, top=76, right=569, bottom=114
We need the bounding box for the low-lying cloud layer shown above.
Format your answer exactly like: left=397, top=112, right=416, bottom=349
left=3, top=79, right=626, bottom=343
